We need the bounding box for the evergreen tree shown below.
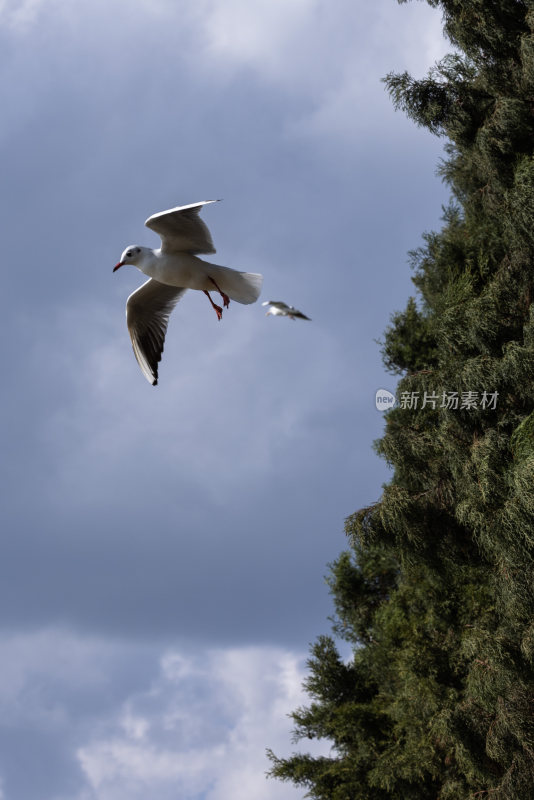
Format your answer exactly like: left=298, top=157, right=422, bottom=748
left=268, top=2, right=534, bottom=798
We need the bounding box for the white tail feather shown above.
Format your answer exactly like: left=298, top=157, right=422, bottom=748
left=208, top=265, right=263, bottom=304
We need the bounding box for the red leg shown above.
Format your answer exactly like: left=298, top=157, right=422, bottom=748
left=209, top=277, right=230, bottom=309
left=204, top=290, right=223, bottom=320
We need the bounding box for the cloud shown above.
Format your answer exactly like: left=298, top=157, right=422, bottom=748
left=0, top=629, right=128, bottom=729
left=187, top=0, right=449, bottom=144
left=0, top=0, right=48, bottom=30
left=193, top=0, right=447, bottom=83
left=0, top=628, right=155, bottom=798
left=77, top=643, right=327, bottom=800
left=0, top=628, right=328, bottom=800
left=0, top=0, right=449, bottom=153
left=194, top=0, right=318, bottom=78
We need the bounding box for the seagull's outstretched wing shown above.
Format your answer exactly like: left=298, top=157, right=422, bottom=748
left=126, top=279, right=187, bottom=385
left=262, top=300, right=311, bottom=320
left=145, top=201, right=218, bottom=255
left=263, top=301, right=291, bottom=311
left=288, top=308, right=311, bottom=320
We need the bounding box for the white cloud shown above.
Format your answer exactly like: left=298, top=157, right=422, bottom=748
left=285, top=4, right=449, bottom=145
left=0, top=0, right=47, bottom=29
left=191, top=0, right=447, bottom=82
left=187, top=0, right=449, bottom=143
left=77, top=644, right=327, bottom=800
left=194, top=0, right=318, bottom=76
left=0, top=629, right=327, bottom=800
left=0, top=628, right=112, bottom=729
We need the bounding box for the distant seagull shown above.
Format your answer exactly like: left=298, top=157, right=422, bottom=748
left=114, top=201, right=263, bottom=385
left=262, top=301, right=311, bottom=321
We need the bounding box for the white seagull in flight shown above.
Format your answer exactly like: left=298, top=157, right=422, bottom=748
left=114, top=201, right=263, bottom=385
left=262, top=301, right=311, bottom=321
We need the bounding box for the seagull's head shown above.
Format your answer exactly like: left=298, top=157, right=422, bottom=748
left=113, top=245, right=144, bottom=272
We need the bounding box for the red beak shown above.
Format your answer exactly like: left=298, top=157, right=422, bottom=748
left=113, top=261, right=124, bottom=272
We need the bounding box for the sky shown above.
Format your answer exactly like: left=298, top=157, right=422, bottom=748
left=0, top=0, right=452, bottom=798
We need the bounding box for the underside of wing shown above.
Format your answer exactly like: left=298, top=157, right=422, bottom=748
left=126, top=279, right=187, bottom=385
left=145, top=200, right=218, bottom=255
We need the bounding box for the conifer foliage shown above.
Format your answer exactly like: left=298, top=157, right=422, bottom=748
left=268, top=2, right=534, bottom=797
